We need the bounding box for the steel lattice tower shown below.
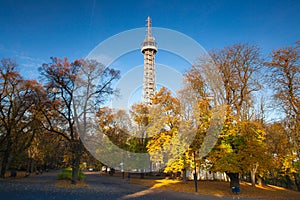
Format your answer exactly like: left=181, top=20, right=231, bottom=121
left=141, top=16, right=157, bottom=105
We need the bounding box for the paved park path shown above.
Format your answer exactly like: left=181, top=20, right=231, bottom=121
left=0, top=171, right=257, bottom=200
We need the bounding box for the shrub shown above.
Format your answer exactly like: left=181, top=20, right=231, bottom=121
left=57, top=168, right=85, bottom=181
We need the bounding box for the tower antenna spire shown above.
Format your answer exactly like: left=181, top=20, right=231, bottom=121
left=146, top=16, right=152, bottom=39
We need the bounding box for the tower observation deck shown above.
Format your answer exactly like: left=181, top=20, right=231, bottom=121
left=141, top=16, right=157, bottom=105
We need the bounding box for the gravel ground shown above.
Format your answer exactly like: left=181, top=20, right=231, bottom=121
left=0, top=171, right=257, bottom=200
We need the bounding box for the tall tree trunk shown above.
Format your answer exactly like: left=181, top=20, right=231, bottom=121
left=0, top=152, right=9, bottom=178
left=0, top=136, right=12, bottom=178
left=226, top=172, right=240, bottom=188
left=71, top=140, right=82, bottom=184
left=72, top=164, right=80, bottom=184
left=250, top=163, right=259, bottom=187
left=26, top=158, right=33, bottom=176
left=140, top=173, right=144, bottom=179
left=250, top=170, right=256, bottom=187
left=182, top=168, right=187, bottom=183
left=285, top=175, right=293, bottom=189
left=257, top=175, right=264, bottom=186
left=293, top=172, right=300, bottom=191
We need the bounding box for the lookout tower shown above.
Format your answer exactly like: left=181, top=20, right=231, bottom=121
left=141, top=16, right=157, bottom=105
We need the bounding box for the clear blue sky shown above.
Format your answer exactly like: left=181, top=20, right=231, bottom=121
left=0, top=0, right=299, bottom=78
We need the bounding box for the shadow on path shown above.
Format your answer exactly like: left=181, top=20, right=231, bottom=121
left=0, top=171, right=255, bottom=200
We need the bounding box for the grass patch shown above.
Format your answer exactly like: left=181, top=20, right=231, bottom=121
left=57, top=168, right=85, bottom=181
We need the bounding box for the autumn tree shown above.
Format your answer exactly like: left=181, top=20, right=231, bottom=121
left=130, top=103, right=150, bottom=154
left=39, top=57, right=119, bottom=184
left=26, top=130, right=67, bottom=173
left=265, top=122, right=293, bottom=188
left=192, top=43, right=264, bottom=188
left=0, top=58, right=43, bottom=178
left=209, top=43, right=262, bottom=119
left=96, top=106, right=152, bottom=173
left=146, top=88, right=187, bottom=174
left=97, top=107, right=131, bottom=150
left=265, top=41, right=300, bottom=190
left=169, top=69, right=213, bottom=181
left=237, top=121, right=269, bottom=187
left=96, top=91, right=192, bottom=177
